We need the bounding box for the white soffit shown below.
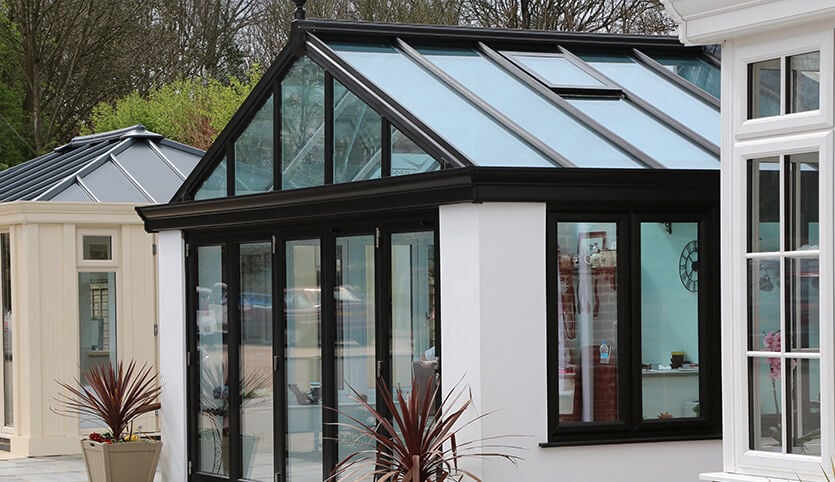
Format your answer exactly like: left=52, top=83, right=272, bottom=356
left=663, top=0, right=835, bottom=44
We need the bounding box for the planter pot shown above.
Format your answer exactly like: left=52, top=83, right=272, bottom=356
left=81, top=439, right=162, bottom=482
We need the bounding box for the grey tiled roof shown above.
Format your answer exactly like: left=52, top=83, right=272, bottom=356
left=0, top=125, right=203, bottom=203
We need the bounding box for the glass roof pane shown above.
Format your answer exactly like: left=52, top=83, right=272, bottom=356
left=333, top=80, right=382, bottom=183
left=392, top=127, right=440, bottom=176
left=653, top=56, right=721, bottom=98
left=508, top=53, right=605, bottom=87
left=582, top=54, right=720, bottom=144
left=282, top=57, right=325, bottom=190
left=419, top=47, right=641, bottom=169
left=569, top=98, right=718, bottom=170
left=235, top=94, right=274, bottom=195
left=195, top=157, right=227, bottom=200
left=329, top=43, right=554, bottom=168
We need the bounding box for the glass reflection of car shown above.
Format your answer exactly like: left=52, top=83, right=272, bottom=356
left=285, top=287, right=369, bottom=346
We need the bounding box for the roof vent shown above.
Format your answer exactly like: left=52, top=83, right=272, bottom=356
left=293, top=0, right=306, bottom=19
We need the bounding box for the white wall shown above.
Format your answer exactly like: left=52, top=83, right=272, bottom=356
left=157, top=230, right=186, bottom=482
left=439, top=203, right=722, bottom=481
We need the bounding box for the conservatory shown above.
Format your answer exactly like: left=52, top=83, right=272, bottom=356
left=138, top=18, right=723, bottom=482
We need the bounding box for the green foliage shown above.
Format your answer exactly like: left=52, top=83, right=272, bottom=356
left=0, top=11, right=28, bottom=169
left=86, top=66, right=261, bottom=150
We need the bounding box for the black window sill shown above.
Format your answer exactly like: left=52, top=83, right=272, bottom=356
left=539, top=433, right=721, bottom=448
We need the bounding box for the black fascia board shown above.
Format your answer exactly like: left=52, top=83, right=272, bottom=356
left=137, top=167, right=718, bottom=233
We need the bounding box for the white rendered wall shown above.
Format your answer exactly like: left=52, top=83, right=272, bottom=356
left=439, top=203, right=722, bottom=481
left=157, top=230, right=186, bottom=482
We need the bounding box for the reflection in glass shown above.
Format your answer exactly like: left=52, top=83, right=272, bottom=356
left=789, top=52, right=820, bottom=114
left=82, top=235, right=112, bottom=260
left=240, top=242, right=273, bottom=480
left=787, top=257, right=819, bottom=352
left=335, top=235, right=376, bottom=463
left=391, top=127, right=440, bottom=176
left=749, top=357, right=782, bottom=452
left=788, top=153, right=819, bottom=251
left=509, top=53, right=604, bottom=87
left=282, top=58, right=325, bottom=190
left=747, top=157, right=780, bottom=252
left=196, top=245, right=228, bottom=475
left=748, top=258, right=781, bottom=351
left=285, top=240, right=323, bottom=481
left=236, top=96, right=274, bottom=195
left=419, top=48, right=639, bottom=169
left=391, top=232, right=436, bottom=408
left=334, top=80, right=382, bottom=183
left=556, top=222, right=618, bottom=423
left=195, top=157, right=227, bottom=200
left=788, top=359, right=821, bottom=455
left=78, top=272, right=117, bottom=378
left=654, top=56, right=721, bottom=99
left=749, top=58, right=780, bottom=119
left=1, top=233, right=11, bottom=427
left=640, top=223, right=700, bottom=420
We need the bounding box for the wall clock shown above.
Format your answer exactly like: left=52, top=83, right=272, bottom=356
left=679, top=240, right=698, bottom=292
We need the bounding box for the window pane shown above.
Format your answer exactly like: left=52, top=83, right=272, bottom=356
left=196, top=246, right=228, bottom=476
left=335, top=235, right=376, bottom=463
left=1, top=233, right=12, bottom=427
left=195, top=157, right=227, bottom=200
left=640, top=223, right=700, bottom=420
left=391, top=127, right=440, bottom=176
left=787, top=257, right=819, bottom=351
left=333, top=81, right=382, bottom=183
left=240, top=242, right=272, bottom=480
left=582, top=54, right=720, bottom=143
left=749, top=58, right=780, bottom=119
left=78, top=272, right=117, bottom=378
left=788, top=153, right=819, bottom=251
left=748, top=157, right=780, bottom=252
left=391, top=232, right=436, bottom=409
left=82, top=235, right=112, bottom=261
left=419, top=48, right=640, bottom=169
left=235, top=96, right=274, bottom=195
left=556, top=222, right=618, bottom=423
left=748, top=258, right=781, bottom=351
left=788, top=358, right=821, bottom=455
left=569, top=98, right=718, bottom=169
left=282, top=58, right=325, bottom=190
left=749, top=357, right=782, bottom=452
left=789, top=52, right=820, bottom=114
left=508, top=53, right=605, bottom=87
left=330, top=43, right=555, bottom=168
left=285, top=239, right=322, bottom=481
left=654, top=56, right=721, bottom=99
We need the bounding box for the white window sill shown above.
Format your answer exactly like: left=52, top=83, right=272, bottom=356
left=701, top=472, right=795, bottom=482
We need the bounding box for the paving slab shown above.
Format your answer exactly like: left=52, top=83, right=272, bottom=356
left=0, top=454, right=162, bottom=482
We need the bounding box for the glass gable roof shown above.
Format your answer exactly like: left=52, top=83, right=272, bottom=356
left=178, top=21, right=721, bottom=202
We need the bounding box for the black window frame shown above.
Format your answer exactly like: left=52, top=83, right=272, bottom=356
left=544, top=206, right=721, bottom=446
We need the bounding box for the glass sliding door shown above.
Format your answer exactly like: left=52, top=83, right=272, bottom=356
left=391, top=232, right=436, bottom=405
left=285, top=239, right=323, bottom=481
left=240, top=242, right=273, bottom=480
left=334, top=235, right=376, bottom=463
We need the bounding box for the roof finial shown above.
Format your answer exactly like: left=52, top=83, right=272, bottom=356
left=293, top=0, right=306, bottom=20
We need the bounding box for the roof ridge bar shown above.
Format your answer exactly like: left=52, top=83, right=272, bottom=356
left=147, top=140, right=187, bottom=181
left=108, top=153, right=158, bottom=203
left=560, top=47, right=719, bottom=157
left=395, top=38, right=573, bottom=168
left=35, top=139, right=133, bottom=201
left=631, top=48, right=720, bottom=109
left=305, top=34, right=472, bottom=169
left=478, top=42, right=663, bottom=169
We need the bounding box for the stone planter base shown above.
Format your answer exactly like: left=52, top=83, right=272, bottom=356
left=81, top=439, right=162, bottom=482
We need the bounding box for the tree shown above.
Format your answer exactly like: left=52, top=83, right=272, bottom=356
left=0, top=9, right=27, bottom=169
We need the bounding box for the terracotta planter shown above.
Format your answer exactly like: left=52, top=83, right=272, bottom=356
left=80, top=439, right=162, bottom=482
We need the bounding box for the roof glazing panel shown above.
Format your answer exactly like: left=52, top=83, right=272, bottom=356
left=113, top=143, right=183, bottom=202
left=581, top=54, right=720, bottom=143
left=507, top=53, right=605, bottom=87
left=419, top=47, right=641, bottom=169
left=569, top=98, right=718, bottom=170
left=653, top=56, right=721, bottom=98
left=329, top=43, right=555, bottom=168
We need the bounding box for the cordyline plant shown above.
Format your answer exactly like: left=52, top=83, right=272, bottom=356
left=53, top=361, right=161, bottom=441
left=328, top=377, right=521, bottom=482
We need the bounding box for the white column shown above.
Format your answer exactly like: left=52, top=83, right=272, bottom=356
left=157, top=230, right=186, bottom=482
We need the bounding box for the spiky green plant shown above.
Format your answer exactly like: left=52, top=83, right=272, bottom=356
left=54, top=361, right=161, bottom=441
left=329, top=377, right=521, bottom=482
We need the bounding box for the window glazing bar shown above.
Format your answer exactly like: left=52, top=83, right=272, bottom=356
left=396, top=38, right=574, bottom=168
left=479, top=42, right=663, bottom=169
left=632, top=48, right=720, bottom=109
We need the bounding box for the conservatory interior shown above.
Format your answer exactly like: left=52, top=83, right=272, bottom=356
left=139, top=18, right=727, bottom=482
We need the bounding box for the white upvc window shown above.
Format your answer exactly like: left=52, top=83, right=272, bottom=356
left=728, top=131, right=833, bottom=481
